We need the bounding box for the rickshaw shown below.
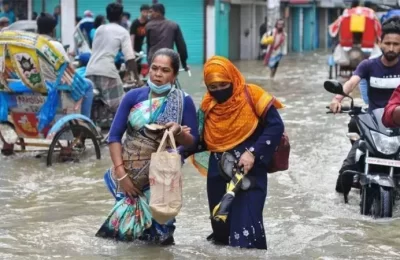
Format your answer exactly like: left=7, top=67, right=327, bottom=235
left=0, top=30, right=102, bottom=166
left=6, top=20, right=37, bottom=33
left=328, top=6, right=382, bottom=79
left=73, top=19, right=92, bottom=57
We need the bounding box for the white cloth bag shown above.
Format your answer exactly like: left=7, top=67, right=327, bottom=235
left=149, top=130, right=183, bottom=224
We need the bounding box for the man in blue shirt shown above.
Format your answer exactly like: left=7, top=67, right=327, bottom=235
left=0, top=1, right=15, bottom=24
left=329, top=17, right=400, bottom=199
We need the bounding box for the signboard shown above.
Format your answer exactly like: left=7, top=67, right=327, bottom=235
left=9, top=94, right=46, bottom=113
left=11, top=112, right=40, bottom=138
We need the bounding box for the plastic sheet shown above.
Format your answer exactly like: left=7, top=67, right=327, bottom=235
left=0, top=92, right=9, bottom=122
left=37, top=86, right=59, bottom=132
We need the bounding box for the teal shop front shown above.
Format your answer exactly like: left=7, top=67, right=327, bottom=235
left=215, top=0, right=230, bottom=58
left=76, top=0, right=110, bottom=18
left=32, top=0, right=62, bottom=39
left=290, top=4, right=317, bottom=52
left=78, top=0, right=205, bottom=65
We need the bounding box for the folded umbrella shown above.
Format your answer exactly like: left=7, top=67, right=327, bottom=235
left=212, top=152, right=252, bottom=223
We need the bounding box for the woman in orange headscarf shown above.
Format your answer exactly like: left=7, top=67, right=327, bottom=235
left=191, top=56, right=284, bottom=250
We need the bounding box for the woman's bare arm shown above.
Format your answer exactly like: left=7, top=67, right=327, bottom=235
left=109, top=143, right=124, bottom=171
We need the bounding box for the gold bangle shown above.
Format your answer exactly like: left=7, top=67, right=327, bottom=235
left=117, top=173, right=129, bottom=182
left=176, top=125, right=183, bottom=136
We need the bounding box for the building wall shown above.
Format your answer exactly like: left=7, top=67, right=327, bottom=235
left=289, top=3, right=321, bottom=52
left=76, top=0, right=109, bottom=18
left=229, top=4, right=241, bottom=61
left=32, top=0, right=42, bottom=14
left=318, top=8, right=328, bottom=49
left=206, top=5, right=216, bottom=59
left=31, top=0, right=61, bottom=39
left=240, top=5, right=254, bottom=60
left=215, top=0, right=230, bottom=58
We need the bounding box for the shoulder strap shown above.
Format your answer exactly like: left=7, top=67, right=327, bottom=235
left=244, top=85, right=257, bottom=116
left=244, top=85, right=265, bottom=126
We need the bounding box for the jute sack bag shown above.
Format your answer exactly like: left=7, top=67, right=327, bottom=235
left=149, top=129, right=183, bottom=224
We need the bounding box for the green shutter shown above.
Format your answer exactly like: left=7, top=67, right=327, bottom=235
left=32, top=0, right=43, bottom=14
left=77, top=0, right=113, bottom=18
left=215, top=1, right=230, bottom=58
left=159, top=0, right=204, bottom=64
left=44, top=0, right=61, bottom=39
left=77, top=0, right=204, bottom=64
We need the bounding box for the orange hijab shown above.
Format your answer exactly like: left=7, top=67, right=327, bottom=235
left=201, top=56, right=283, bottom=152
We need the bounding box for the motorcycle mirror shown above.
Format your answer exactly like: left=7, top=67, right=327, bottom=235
left=324, top=80, right=346, bottom=96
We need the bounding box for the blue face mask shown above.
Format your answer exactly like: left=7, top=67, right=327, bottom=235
left=148, top=79, right=172, bottom=94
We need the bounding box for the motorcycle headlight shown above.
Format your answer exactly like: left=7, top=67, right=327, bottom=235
left=370, top=131, right=400, bottom=155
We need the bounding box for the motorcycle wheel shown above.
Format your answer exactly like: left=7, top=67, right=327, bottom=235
left=360, top=186, right=373, bottom=216
left=369, top=185, right=393, bottom=218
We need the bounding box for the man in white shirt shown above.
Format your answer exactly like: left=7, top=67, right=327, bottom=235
left=86, top=3, right=140, bottom=112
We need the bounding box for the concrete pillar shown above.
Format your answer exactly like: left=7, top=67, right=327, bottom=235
left=206, top=4, right=216, bottom=59
left=28, top=0, right=32, bottom=20
left=60, top=0, right=76, bottom=46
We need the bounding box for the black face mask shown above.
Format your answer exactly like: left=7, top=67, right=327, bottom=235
left=209, top=85, right=233, bottom=104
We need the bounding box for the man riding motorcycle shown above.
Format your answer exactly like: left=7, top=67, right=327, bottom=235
left=330, top=17, right=400, bottom=196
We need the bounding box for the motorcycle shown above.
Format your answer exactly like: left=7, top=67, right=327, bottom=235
left=92, top=53, right=146, bottom=130
left=325, top=80, right=400, bottom=218
left=91, top=80, right=143, bottom=131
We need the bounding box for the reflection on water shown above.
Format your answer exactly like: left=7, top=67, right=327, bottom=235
left=1, top=52, right=400, bottom=259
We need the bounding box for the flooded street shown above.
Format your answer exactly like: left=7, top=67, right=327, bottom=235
left=1, top=51, right=400, bottom=259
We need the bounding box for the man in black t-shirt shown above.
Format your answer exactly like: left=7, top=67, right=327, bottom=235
left=130, top=4, right=150, bottom=73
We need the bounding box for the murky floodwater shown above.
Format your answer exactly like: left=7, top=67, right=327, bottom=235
left=1, top=52, right=400, bottom=260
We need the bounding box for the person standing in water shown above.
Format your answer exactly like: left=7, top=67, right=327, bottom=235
left=103, top=48, right=198, bottom=245
left=263, top=19, right=287, bottom=79
left=86, top=2, right=141, bottom=113
left=146, top=3, right=189, bottom=71
left=130, top=4, right=150, bottom=73
left=191, top=56, right=284, bottom=249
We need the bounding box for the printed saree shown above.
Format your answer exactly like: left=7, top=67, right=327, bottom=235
left=98, top=87, right=184, bottom=243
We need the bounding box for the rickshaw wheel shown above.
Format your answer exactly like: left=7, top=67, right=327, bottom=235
left=0, top=122, right=25, bottom=156
left=47, top=124, right=101, bottom=167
